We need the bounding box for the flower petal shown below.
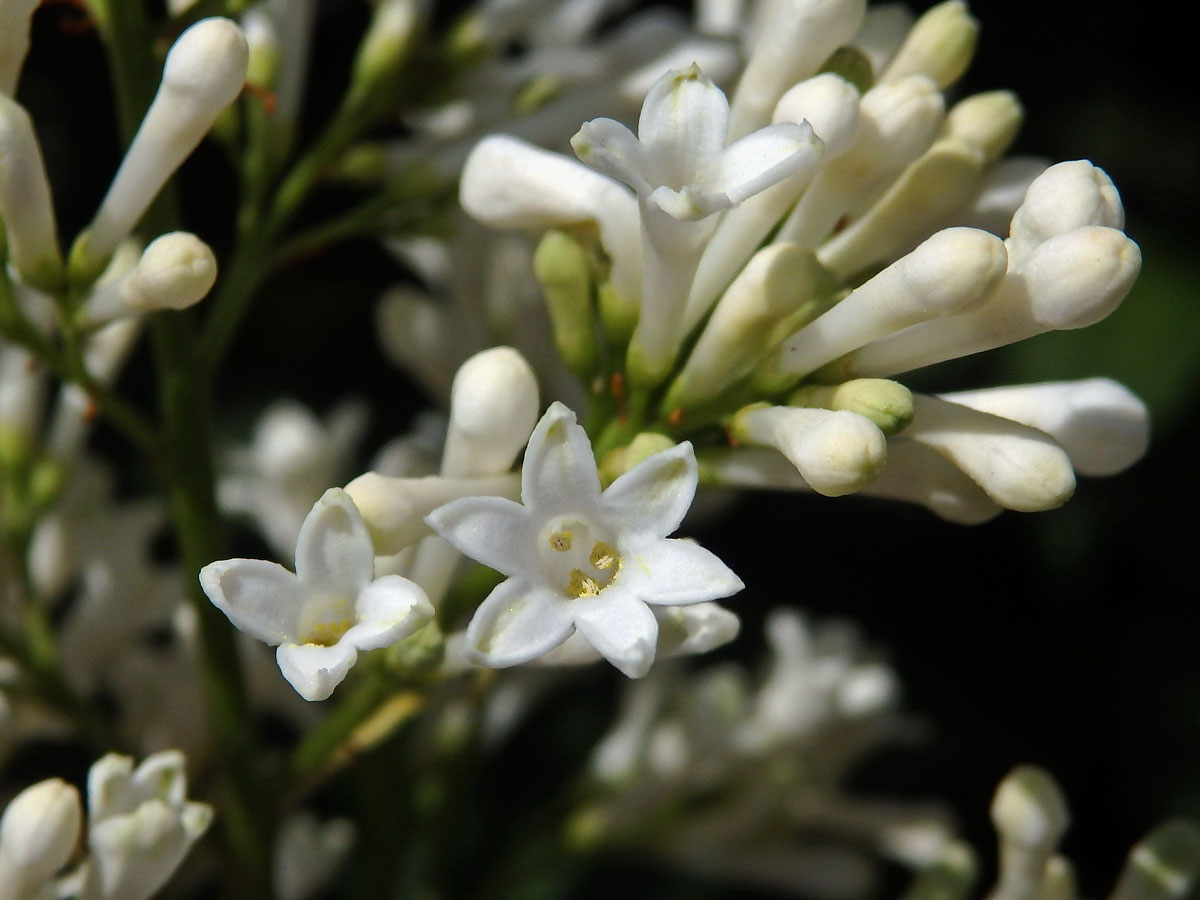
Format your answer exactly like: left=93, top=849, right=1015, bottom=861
left=572, top=118, right=651, bottom=196
left=715, top=120, right=822, bottom=206
left=425, top=495, right=535, bottom=577
left=276, top=641, right=358, bottom=702
left=625, top=537, right=744, bottom=605
left=637, top=64, right=729, bottom=190
left=345, top=575, right=434, bottom=651
left=465, top=577, right=575, bottom=667
left=199, top=558, right=301, bottom=644
left=601, top=442, right=697, bottom=537
left=295, top=488, right=375, bottom=590
left=573, top=594, right=658, bottom=678
left=520, top=402, right=602, bottom=513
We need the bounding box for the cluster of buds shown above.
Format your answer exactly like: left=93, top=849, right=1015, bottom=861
left=0, top=14, right=245, bottom=551
left=457, top=0, right=1148, bottom=523
left=0, top=751, right=210, bottom=900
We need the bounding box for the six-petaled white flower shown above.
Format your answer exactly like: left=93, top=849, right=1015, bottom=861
left=200, top=487, right=433, bottom=701
left=426, top=402, right=744, bottom=678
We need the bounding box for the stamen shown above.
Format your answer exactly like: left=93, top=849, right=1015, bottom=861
left=589, top=542, right=619, bottom=569
left=567, top=568, right=603, bottom=597
left=548, top=530, right=573, bottom=552
left=306, top=619, right=354, bottom=647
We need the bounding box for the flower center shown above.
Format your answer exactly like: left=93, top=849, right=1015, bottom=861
left=540, top=517, right=623, bottom=600
left=298, top=593, right=356, bottom=646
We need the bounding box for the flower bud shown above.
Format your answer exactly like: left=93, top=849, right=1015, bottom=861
left=1007, top=160, right=1124, bottom=266
left=533, top=230, right=597, bottom=378
left=70, top=18, right=249, bottom=282
left=907, top=395, right=1075, bottom=512
left=348, top=0, right=419, bottom=104
left=1110, top=820, right=1200, bottom=900
left=775, top=74, right=945, bottom=248
left=670, top=245, right=829, bottom=409
left=790, top=378, right=914, bottom=435
left=940, top=378, right=1149, bottom=477
left=731, top=403, right=887, bottom=496
left=902, top=841, right=977, bottom=900
left=778, top=227, right=1007, bottom=376
left=344, top=471, right=521, bottom=555
left=79, top=233, right=217, bottom=326
left=441, top=347, right=539, bottom=478
left=861, top=439, right=1002, bottom=524
left=686, top=73, right=858, bottom=319
left=460, top=135, right=642, bottom=302
left=0, top=94, right=63, bottom=289
left=818, top=136, right=986, bottom=279
left=834, top=226, right=1139, bottom=378
left=0, top=777, right=82, bottom=886
left=943, top=90, right=1023, bottom=164
left=83, top=751, right=212, bottom=900
left=880, top=0, right=978, bottom=90
left=727, top=0, right=866, bottom=140
left=0, top=0, right=38, bottom=95
left=988, top=766, right=1070, bottom=900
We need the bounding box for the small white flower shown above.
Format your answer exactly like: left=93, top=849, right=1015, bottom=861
left=427, top=402, right=743, bottom=678
left=80, top=751, right=211, bottom=900
left=200, top=488, right=433, bottom=701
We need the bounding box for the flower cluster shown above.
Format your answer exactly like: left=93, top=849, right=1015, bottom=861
left=0, top=751, right=210, bottom=900
left=0, top=0, right=1186, bottom=898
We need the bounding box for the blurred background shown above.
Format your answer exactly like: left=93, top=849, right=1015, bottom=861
left=16, top=0, right=1200, bottom=896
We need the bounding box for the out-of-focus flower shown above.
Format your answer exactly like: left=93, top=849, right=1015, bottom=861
left=78, top=751, right=211, bottom=900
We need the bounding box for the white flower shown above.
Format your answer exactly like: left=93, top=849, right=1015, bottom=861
left=426, top=402, right=743, bottom=677
left=200, top=487, right=434, bottom=701
left=571, top=63, right=823, bottom=386
left=79, top=751, right=211, bottom=900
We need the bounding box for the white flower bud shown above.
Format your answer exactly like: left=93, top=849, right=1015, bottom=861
left=72, top=18, right=248, bottom=280
left=849, top=3, right=915, bottom=75
left=951, top=155, right=1048, bottom=236
left=907, top=395, right=1076, bottom=512
left=670, top=245, right=828, bottom=409
left=778, top=227, right=1007, bottom=376
left=82, top=751, right=212, bottom=900
left=274, top=813, right=355, bottom=900
left=1007, top=160, right=1124, bottom=267
left=817, top=136, right=986, bottom=279
left=442, top=347, right=540, bottom=477
left=0, top=778, right=82, bottom=889
left=687, top=74, right=860, bottom=318
left=0, top=0, right=38, bottom=96
left=775, top=74, right=944, bottom=248
left=940, top=378, right=1149, bottom=477
left=862, top=439, right=1002, bottom=524
left=1024, top=226, right=1140, bottom=329
left=943, top=90, right=1023, bottom=164
left=460, top=135, right=642, bottom=302
left=727, top=0, right=866, bottom=140
left=344, top=471, right=521, bottom=555
left=838, top=226, right=1139, bottom=378
left=880, top=0, right=978, bottom=89
left=732, top=404, right=887, bottom=496
left=1111, top=820, right=1200, bottom=900
left=988, top=766, right=1070, bottom=900
left=79, top=233, right=217, bottom=325
left=0, top=94, right=63, bottom=289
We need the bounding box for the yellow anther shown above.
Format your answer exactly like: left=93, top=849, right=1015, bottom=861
left=567, top=568, right=603, bottom=598
left=548, top=530, right=573, bottom=552
left=306, top=619, right=353, bottom=647
left=589, top=542, right=619, bottom=570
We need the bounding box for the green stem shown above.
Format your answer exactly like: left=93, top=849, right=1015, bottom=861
left=150, top=313, right=275, bottom=899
